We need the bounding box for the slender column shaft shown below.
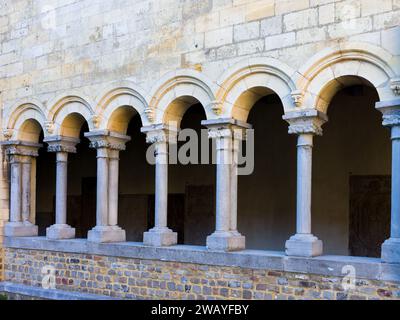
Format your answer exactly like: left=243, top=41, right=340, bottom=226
left=10, top=158, right=22, bottom=223
left=296, top=134, right=313, bottom=235
left=230, top=136, right=239, bottom=232
left=154, top=141, right=168, bottom=229
left=21, top=157, right=32, bottom=223
left=108, top=150, right=119, bottom=227
left=215, top=135, right=232, bottom=232
left=96, top=148, right=109, bottom=227
left=55, top=152, right=68, bottom=225
left=391, top=126, right=400, bottom=238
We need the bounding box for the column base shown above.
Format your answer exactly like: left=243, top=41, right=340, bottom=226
left=46, top=224, right=76, bottom=240
left=143, top=228, right=177, bottom=247
left=285, top=233, right=323, bottom=257
left=87, top=226, right=126, bottom=243
left=4, top=221, right=38, bottom=237
left=206, top=231, right=245, bottom=252
left=381, top=238, right=400, bottom=263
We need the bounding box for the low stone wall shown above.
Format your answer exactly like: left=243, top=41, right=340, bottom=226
left=3, top=246, right=400, bottom=300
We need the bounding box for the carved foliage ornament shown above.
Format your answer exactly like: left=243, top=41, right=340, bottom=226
left=285, top=113, right=328, bottom=136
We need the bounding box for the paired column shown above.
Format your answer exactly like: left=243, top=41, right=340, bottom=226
left=44, top=136, right=79, bottom=239
left=202, top=119, right=251, bottom=252
left=376, top=99, right=400, bottom=263
left=283, top=110, right=327, bottom=257
left=142, top=124, right=178, bottom=246
left=2, top=141, right=41, bottom=237
left=85, top=130, right=130, bottom=243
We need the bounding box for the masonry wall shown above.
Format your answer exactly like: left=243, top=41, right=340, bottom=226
left=3, top=247, right=400, bottom=300
left=0, top=0, right=399, bottom=110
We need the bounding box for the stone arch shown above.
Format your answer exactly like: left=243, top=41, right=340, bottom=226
left=297, top=42, right=398, bottom=113
left=215, top=57, right=297, bottom=122
left=47, top=94, right=95, bottom=138
left=4, top=101, right=47, bottom=142
left=147, top=69, right=217, bottom=126
left=95, top=81, right=148, bottom=134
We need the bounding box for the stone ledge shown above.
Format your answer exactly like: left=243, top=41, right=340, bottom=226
left=0, top=281, right=118, bottom=300
left=4, top=237, right=400, bottom=283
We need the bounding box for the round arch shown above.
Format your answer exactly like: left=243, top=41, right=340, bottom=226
left=47, top=94, right=95, bottom=137
left=5, top=102, right=47, bottom=142
left=147, top=69, right=217, bottom=125
left=297, top=42, right=398, bottom=113
left=95, top=81, right=148, bottom=133
left=215, top=57, right=297, bottom=122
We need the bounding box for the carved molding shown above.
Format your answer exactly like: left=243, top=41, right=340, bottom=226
left=86, top=131, right=130, bottom=151
left=5, top=145, right=40, bottom=157
left=283, top=110, right=328, bottom=136
left=391, top=78, right=400, bottom=96
left=47, top=144, right=77, bottom=153
left=207, top=127, right=233, bottom=139
left=376, top=100, right=400, bottom=127
left=145, top=129, right=177, bottom=145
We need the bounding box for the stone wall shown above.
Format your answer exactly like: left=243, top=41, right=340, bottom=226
left=3, top=247, right=400, bottom=300
left=0, top=0, right=399, bottom=111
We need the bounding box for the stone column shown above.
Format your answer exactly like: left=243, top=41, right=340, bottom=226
left=376, top=99, right=400, bottom=263
left=45, top=136, right=79, bottom=239
left=85, top=130, right=130, bottom=243
left=283, top=110, right=327, bottom=257
left=201, top=119, right=251, bottom=251
left=142, top=124, right=178, bottom=247
left=2, top=141, right=41, bottom=237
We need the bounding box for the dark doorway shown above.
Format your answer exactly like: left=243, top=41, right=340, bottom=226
left=349, top=175, right=391, bottom=257
left=184, top=185, right=215, bottom=246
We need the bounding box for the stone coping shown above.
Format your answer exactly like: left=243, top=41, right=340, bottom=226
left=4, top=237, right=400, bottom=283
left=0, top=282, right=117, bottom=300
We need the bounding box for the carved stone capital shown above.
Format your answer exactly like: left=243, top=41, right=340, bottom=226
left=375, top=98, right=400, bottom=127
left=391, top=78, right=400, bottom=96
left=141, top=123, right=178, bottom=144
left=201, top=118, right=252, bottom=140
left=1, top=140, right=43, bottom=157
left=84, top=130, right=131, bottom=151
left=44, top=136, right=80, bottom=153
left=283, top=109, right=328, bottom=136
